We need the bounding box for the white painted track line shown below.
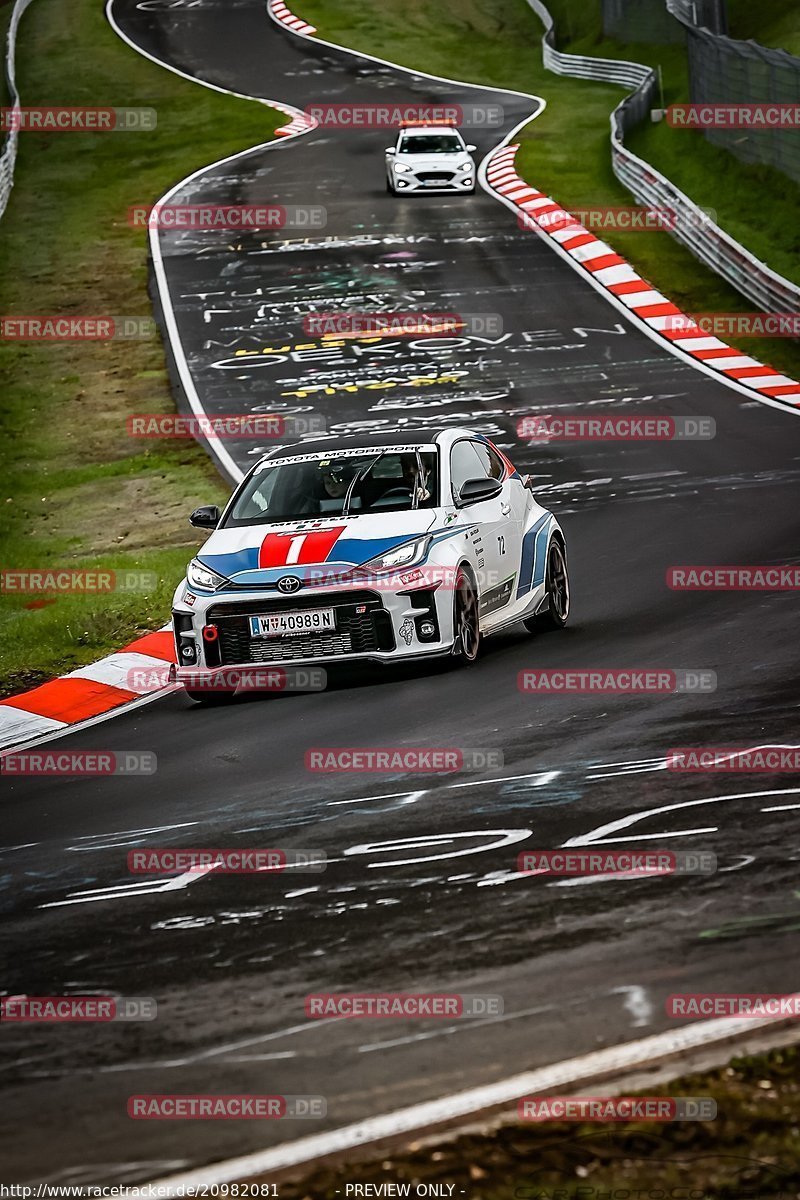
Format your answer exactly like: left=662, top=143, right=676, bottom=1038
left=148, top=999, right=800, bottom=1187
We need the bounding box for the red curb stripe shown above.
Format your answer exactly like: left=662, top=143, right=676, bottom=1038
left=757, top=383, right=800, bottom=396
left=694, top=347, right=745, bottom=360
left=631, top=302, right=683, bottom=319
left=585, top=253, right=626, bottom=272
left=609, top=280, right=651, bottom=295
left=123, top=630, right=176, bottom=661
left=561, top=233, right=598, bottom=251
left=0, top=678, right=137, bottom=722
left=725, top=365, right=780, bottom=379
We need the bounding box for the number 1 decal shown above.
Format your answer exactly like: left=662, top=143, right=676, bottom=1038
left=258, top=526, right=346, bottom=568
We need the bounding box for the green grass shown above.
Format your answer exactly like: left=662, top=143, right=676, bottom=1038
left=297, top=0, right=800, bottom=384
left=276, top=1042, right=800, bottom=1198
left=727, top=0, right=800, bottom=57
left=0, top=0, right=284, bottom=697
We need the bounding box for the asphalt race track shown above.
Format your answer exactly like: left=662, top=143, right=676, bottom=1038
left=1, top=0, right=799, bottom=1184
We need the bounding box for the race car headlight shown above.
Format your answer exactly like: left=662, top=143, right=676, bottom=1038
left=361, top=535, right=432, bottom=574
left=394, top=163, right=412, bottom=173
left=186, top=558, right=229, bottom=592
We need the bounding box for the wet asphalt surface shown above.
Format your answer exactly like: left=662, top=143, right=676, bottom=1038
left=0, top=0, right=799, bottom=1185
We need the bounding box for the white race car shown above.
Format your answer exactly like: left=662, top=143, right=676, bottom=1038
left=172, top=428, right=569, bottom=701
left=385, top=124, right=476, bottom=194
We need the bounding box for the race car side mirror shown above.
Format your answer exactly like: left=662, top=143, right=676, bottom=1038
left=385, top=147, right=396, bottom=155
left=466, top=144, right=477, bottom=152
left=458, top=477, right=503, bottom=506
left=522, top=474, right=536, bottom=491
left=189, top=505, right=221, bottom=529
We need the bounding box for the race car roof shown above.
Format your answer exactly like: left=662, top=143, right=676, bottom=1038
left=399, top=123, right=460, bottom=134
left=270, top=429, right=451, bottom=458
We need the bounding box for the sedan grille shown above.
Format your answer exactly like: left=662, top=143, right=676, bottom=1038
left=416, top=171, right=454, bottom=182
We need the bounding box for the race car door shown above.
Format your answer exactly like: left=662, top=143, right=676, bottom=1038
left=449, top=438, right=521, bottom=623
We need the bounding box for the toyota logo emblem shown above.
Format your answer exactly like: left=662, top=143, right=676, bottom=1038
left=277, top=575, right=302, bottom=594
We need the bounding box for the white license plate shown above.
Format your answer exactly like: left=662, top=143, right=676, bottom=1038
left=424, top=179, right=447, bottom=187
left=249, top=609, right=335, bottom=638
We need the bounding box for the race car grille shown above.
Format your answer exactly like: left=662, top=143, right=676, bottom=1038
left=416, top=171, right=454, bottom=182
left=207, top=592, right=394, bottom=664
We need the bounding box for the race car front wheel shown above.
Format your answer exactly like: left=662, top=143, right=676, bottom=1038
left=524, top=540, right=569, bottom=632
left=453, top=568, right=481, bottom=663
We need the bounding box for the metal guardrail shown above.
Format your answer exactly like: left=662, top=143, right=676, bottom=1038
left=666, top=0, right=727, bottom=35
left=524, top=0, right=800, bottom=312
left=1, top=0, right=35, bottom=222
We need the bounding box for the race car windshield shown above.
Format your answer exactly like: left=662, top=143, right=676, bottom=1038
left=223, top=450, right=440, bottom=527
left=398, top=134, right=463, bottom=154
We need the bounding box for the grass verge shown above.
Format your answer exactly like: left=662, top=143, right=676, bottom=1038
left=296, top=0, right=800, bottom=383
left=276, top=1042, right=800, bottom=1198
left=0, top=0, right=284, bottom=697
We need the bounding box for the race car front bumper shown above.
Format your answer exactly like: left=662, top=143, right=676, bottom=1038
left=390, top=168, right=474, bottom=193
left=171, top=576, right=458, bottom=685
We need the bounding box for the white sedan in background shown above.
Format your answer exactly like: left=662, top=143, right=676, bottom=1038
left=385, top=124, right=477, bottom=194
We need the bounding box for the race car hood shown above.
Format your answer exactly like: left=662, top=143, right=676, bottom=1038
left=196, top=509, right=440, bottom=588
left=395, top=152, right=471, bottom=171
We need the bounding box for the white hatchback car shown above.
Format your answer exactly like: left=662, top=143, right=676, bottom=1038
left=172, top=428, right=570, bottom=701
left=385, top=124, right=477, bottom=194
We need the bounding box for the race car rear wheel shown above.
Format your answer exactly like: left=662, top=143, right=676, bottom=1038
left=453, top=567, right=481, bottom=663
left=524, top=540, right=569, bottom=632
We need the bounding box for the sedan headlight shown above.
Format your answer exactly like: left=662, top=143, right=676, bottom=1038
left=457, top=161, right=472, bottom=171
left=361, top=535, right=431, bottom=574
left=186, top=558, right=229, bottom=591
left=394, top=163, right=412, bottom=174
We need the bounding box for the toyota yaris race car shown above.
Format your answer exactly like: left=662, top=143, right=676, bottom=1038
left=385, top=124, right=477, bottom=194
left=172, top=428, right=569, bottom=701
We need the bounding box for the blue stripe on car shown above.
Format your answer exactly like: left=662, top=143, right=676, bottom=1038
left=516, top=514, right=552, bottom=598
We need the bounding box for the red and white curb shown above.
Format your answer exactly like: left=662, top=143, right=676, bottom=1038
left=268, top=0, right=317, bottom=39
left=0, top=625, right=177, bottom=751
left=485, top=144, right=800, bottom=412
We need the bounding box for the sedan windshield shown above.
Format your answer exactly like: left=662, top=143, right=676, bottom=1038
left=223, top=450, right=439, bottom=528
left=398, top=134, right=463, bottom=154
